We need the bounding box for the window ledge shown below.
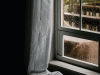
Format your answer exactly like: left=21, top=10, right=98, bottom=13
left=49, top=60, right=100, bottom=75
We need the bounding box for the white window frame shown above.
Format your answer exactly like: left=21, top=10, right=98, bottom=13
left=54, top=0, right=100, bottom=72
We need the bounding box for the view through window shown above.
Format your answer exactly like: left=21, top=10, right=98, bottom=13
left=62, top=0, right=100, bottom=33
left=63, top=35, right=99, bottom=65
left=55, top=0, right=100, bottom=71
left=62, top=0, right=100, bottom=66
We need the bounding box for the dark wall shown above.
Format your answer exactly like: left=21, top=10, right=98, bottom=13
left=24, top=0, right=33, bottom=75
left=15, top=0, right=27, bottom=75
left=8, top=0, right=27, bottom=75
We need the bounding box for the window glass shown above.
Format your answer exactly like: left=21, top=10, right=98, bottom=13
left=62, top=0, right=80, bottom=29
left=63, top=35, right=99, bottom=66
left=62, top=0, right=100, bottom=33
left=82, top=0, right=100, bottom=33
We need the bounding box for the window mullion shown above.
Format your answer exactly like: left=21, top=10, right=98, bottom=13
left=79, top=0, right=82, bottom=30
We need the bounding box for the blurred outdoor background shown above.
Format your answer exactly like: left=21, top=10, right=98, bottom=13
left=63, top=0, right=100, bottom=33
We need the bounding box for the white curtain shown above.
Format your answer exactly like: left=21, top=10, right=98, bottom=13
left=27, top=0, right=63, bottom=75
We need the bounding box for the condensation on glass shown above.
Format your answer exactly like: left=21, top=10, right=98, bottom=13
left=62, top=0, right=80, bottom=29
left=62, top=0, right=100, bottom=33
left=82, top=0, right=100, bottom=33
left=63, top=35, right=99, bottom=66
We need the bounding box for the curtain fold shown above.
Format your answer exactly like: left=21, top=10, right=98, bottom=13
left=27, top=0, right=63, bottom=75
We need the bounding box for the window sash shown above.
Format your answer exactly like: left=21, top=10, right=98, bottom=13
left=57, top=31, right=100, bottom=72
left=54, top=0, right=100, bottom=72
left=58, top=0, right=100, bottom=34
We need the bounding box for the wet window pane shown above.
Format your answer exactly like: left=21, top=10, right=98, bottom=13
left=81, top=0, right=100, bottom=33
left=63, top=35, right=99, bottom=66
left=62, top=0, right=80, bottom=29
left=62, top=0, right=100, bottom=33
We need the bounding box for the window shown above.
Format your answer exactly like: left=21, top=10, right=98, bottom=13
left=54, top=0, right=100, bottom=72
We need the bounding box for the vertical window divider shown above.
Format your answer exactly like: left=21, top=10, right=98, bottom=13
left=79, top=0, right=82, bottom=30
left=80, top=0, right=82, bottom=30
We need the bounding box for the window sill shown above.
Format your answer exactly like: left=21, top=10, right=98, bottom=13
left=49, top=60, right=100, bottom=75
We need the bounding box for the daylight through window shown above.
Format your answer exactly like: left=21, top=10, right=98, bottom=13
left=62, top=0, right=100, bottom=33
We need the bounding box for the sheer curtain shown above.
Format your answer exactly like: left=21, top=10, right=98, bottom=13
left=27, top=0, right=63, bottom=75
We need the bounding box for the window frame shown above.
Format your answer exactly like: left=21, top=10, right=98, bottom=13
left=54, top=0, right=100, bottom=72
